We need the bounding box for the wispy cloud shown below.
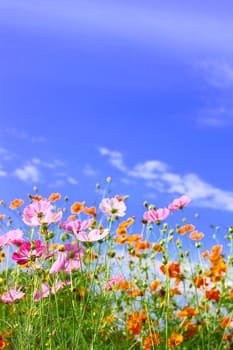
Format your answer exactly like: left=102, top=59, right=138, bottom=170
left=99, top=147, right=233, bottom=212
left=1, top=1, right=233, bottom=56
left=199, top=60, right=233, bottom=89
left=0, top=169, right=7, bottom=177
left=67, top=177, right=78, bottom=185
left=99, top=147, right=127, bottom=172
left=14, top=165, right=40, bottom=183
left=0, top=147, right=16, bottom=161
left=4, top=128, right=46, bottom=143
left=83, top=164, right=97, bottom=176
left=32, top=158, right=65, bottom=169
left=196, top=106, right=233, bottom=128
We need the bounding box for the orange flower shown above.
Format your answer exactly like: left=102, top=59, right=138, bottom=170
left=150, top=280, right=161, bottom=292
left=127, top=311, right=147, bottom=335
left=209, top=245, right=223, bottom=263
left=0, top=215, right=5, bottom=220
left=71, top=201, right=85, bottom=214
left=30, top=195, right=43, bottom=201
left=220, top=317, right=232, bottom=328
left=189, top=231, right=204, bottom=240
left=127, top=289, right=144, bottom=297
left=116, top=227, right=128, bottom=236
left=49, top=193, right=61, bottom=202
left=152, top=243, right=164, bottom=253
left=223, top=334, right=233, bottom=341
left=125, top=234, right=142, bottom=244
left=114, top=237, right=127, bottom=245
left=170, top=288, right=182, bottom=296
left=83, top=206, right=97, bottom=217
left=229, top=289, right=233, bottom=298
left=86, top=252, right=98, bottom=261
left=201, top=250, right=209, bottom=259
left=143, top=333, right=161, bottom=350
left=117, top=280, right=134, bottom=290
left=67, top=215, right=77, bottom=221
left=183, top=320, right=197, bottom=338
left=168, top=332, right=183, bottom=348
left=177, top=306, right=198, bottom=318
left=9, top=199, right=24, bottom=209
left=160, top=262, right=181, bottom=279
left=135, top=241, right=150, bottom=250
left=178, top=224, right=195, bottom=235
left=206, top=288, right=220, bottom=302
left=193, top=276, right=209, bottom=289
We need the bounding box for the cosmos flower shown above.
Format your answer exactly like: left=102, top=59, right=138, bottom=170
left=143, top=208, right=170, bottom=223
left=1, top=289, right=25, bottom=303
left=74, top=228, right=109, bottom=242
left=0, top=229, right=24, bottom=247
left=106, top=275, right=123, bottom=291
left=60, top=219, right=94, bottom=234
left=49, top=243, right=85, bottom=274
left=99, top=197, right=126, bottom=218
left=168, top=195, right=191, bottom=211
left=23, top=199, right=62, bottom=227
left=9, top=198, right=24, bottom=209
left=12, top=240, right=47, bottom=265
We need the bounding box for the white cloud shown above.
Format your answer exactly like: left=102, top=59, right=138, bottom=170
left=0, top=169, right=7, bottom=176
left=67, top=177, right=78, bottom=185
left=196, top=106, right=233, bottom=128
left=99, top=147, right=127, bottom=172
left=199, top=61, right=233, bottom=88
left=130, top=160, right=167, bottom=179
left=0, top=147, right=16, bottom=161
left=99, top=147, right=233, bottom=212
left=14, top=165, right=40, bottom=183
left=83, top=164, right=97, bottom=176
left=5, top=128, right=46, bottom=143
left=1, top=1, right=233, bottom=56
left=32, top=158, right=65, bottom=168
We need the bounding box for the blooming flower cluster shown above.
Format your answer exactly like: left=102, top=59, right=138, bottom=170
left=0, top=191, right=232, bottom=349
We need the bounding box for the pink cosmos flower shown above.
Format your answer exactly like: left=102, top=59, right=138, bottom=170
left=1, top=288, right=25, bottom=303
left=60, top=219, right=94, bottom=234
left=75, top=228, right=109, bottom=242
left=0, top=229, right=24, bottom=247
left=34, top=283, right=50, bottom=301
left=143, top=208, right=170, bottom=224
left=23, top=199, right=63, bottom=227
left=12, top=240, right=47, bottom=265
left=168, top=195, right=191, bottom=211
left=49, top=243, right=85, bottom=274
left=106, top=275, right=123, bottom=291
left=34, top=280, right=71, bottom=301
left=99, top=197, right=126, bottom=218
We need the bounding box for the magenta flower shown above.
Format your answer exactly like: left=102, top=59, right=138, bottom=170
left=12, top=240, right=47, bottom=265
left=23, top=199, right=63, bottom=227
left=75, top=228, right=109, bottom=242
left=99, top=197, right=126, bottom=218
left=49, top=243, right=85, bottom=274
left=168, top=195, right=191, bottom=211
left=1, top=288, right=25, bottom=303
left=143, top=208, right=170, bottom=224
left=60, top=219, right=94, bottom=234
left=106, top=275, right=123, bottom=291
left=0, top=229, right=24, bottom=247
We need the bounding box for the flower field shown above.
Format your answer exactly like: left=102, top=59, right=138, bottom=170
left=0, top=183, right=233, bottom=349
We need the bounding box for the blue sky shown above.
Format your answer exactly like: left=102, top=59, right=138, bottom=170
left=0, top=0, right=233, bottom=247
